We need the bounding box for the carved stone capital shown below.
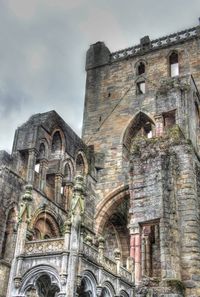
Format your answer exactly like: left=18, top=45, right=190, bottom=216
left=96, top=286, right=103, bottom=296
left=14, top=277, right=22, bottom=288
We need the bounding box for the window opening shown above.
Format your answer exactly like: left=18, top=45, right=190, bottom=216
left=163, top=110, right=176, bottom=128
left=137, top=81, right=145, bottom=94
left=52, top=131, right=62, bottom=153
left=76, top=154, right=85, bottom=175
left=39, top=143, right=45, bottom=159
left=138, top=62, right=145, bottom=75
left=169, top=52, right=179, bottom=77
left=34, top=162, right=40, bottom=173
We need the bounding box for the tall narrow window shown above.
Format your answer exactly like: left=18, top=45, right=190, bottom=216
left=169, top=52, right=179, bottom=77
left=137, top=81, right=145, bottom=94
left=52, top=131, right=62, bottom=153
left=76, top=154, right=85, bottom=175
left=138, top=62, right=145, bottom=75
left=39, top=143, right=45, bottom=158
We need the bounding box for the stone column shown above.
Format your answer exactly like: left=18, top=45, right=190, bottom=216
left=65, top=175, right=86, bottom=297
left=141, top=238, right=146, bottom=276
left=130, top=225, right=141, bottom=285
left=6, top=185, right=33, bottom=297
left=154, top=114, right=164, bottom=137
left=98, top=236, right=105, bottom=263
left=114, top=248, right=121, bottom=275
left=55, top=173, right=63, bottom=205
left=62, top=180, right=73, bottom=211
left=39, top=158, right=48, bottom=191
left=26, top=149, right=38, bottom=184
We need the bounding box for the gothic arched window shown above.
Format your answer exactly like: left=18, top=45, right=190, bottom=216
left=137, top=61, right=145, bottom=75
left=76, top=153, right=86, bottom=175
left=51, top=131, right=62, bottom=153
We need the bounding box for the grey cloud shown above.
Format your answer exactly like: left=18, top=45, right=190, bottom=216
left=0, top=0, right=199, bottom=151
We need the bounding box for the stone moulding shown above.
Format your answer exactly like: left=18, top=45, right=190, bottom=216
left=24, top=238, right=64, bottom=255
left=111, top=26, right=199, bottom=62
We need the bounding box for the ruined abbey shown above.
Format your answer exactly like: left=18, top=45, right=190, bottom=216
left=0, top=21, right=200, bottom=297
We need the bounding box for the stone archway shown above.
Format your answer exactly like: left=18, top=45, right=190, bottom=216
left=19, top=265, right=61, bottom=297
left=77, top=271, right=97, bottom=297
left=95, top=186, right=130, bottom=267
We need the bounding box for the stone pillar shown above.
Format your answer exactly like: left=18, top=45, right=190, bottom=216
left=63, top=181, right=73, bottom=211
left=65, top=175, right=86, bottom=297
left=55, top=173, right=63, bottom=205
left=154, top=114, right=164, bottom=137
left=130, top=226, right=141, bottom=285
left=141, top=238, right=146, bottom=276
left=114, top=248, right=121, bottom=274
left=60, top=220, right=71, bottom=293
left=38, top=158, right=48, bottom=191
left=6, top=185, right=33, bottom=297
left=26, top=149, right=38, bottom=184
left=130, top=234, right=135, bottom=259
left=98, top=236, right=105, bottom=262
left=146, top=237, right=151, bottom=276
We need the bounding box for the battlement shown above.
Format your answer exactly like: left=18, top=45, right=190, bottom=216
left=111, top=25, right=199, bottom=62
left=86, top=25, right=200, bottom=70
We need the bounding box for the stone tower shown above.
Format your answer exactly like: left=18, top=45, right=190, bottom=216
left=0, top=22, right=200, bottom=297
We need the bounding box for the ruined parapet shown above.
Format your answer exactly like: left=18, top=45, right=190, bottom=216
left=85, top=41, right=110, bottom=70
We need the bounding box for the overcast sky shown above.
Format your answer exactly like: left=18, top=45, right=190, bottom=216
left=0, top=0, right=200, bottom=152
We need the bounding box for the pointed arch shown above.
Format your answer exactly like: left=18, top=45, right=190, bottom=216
left=168, top=50, right=179, bottom=77
left=95, top=185, right=129, bottom=235
left=102, top=281, right=116, bottom=297
left=75, top=151, right=88, bottom=175
left=78, top=270, right=97, bottom=297
left=122, top=111, right=155, bottom=151
left=52, top=131, right=62, bottom=153
left=51, top=129, right=65, bottom=155
left=62, top=158, right=74, bottom=181
left=29, top=207, right=62, bottom=240
left=19, top=265, right=61, bottom=295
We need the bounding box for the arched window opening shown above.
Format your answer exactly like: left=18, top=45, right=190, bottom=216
left=61, top=163, right=73, bottom=210
left=64, top=163, right=72, bottom=182
left=18, top=150, right=28, bottom=179
left=123, top=112, right=155, bottom=152
left=76, top=154, right=86, bottom=175
left=169, top=52, right=179, bottom=77
left=26, top=274, right=60, bottom=297
left=39, top=143, right=46, bottom=159
left=137, top=61, right=145, bottom=75
left=103, top=198, right=130, bottom=267
left=32, top=213, right=60, bottom=240
left=46, top=174, right=55, bottom=200
left=137, top=81, right=145, bottom=94
left=1, top=208, right=17, bottom=262
left=77, top=278, right=92, bottom=297
left=51, top=131, right=62, bottom=154
left=101, top=287, right=112, bottom=297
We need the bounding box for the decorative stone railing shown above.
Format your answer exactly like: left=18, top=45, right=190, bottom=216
left=111, top=26, right=199, bottom=62
left=100, top=255, right=117, bottom=274
left=119, top=266, right=132, bottom=283
left=24, top=238, right=64, bottom=255
left=82, top=242, right=132, bottom=281
left=82, top=242, right=99, bottom=263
